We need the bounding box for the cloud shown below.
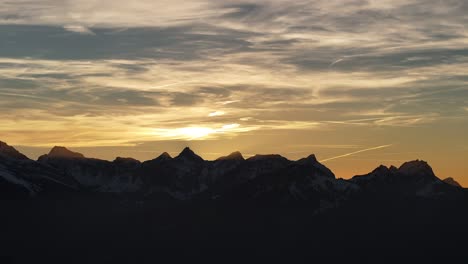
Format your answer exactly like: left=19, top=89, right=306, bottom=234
left=63, top=25, right=95, bottom=34
left=170, top=92, right=203, bottom=106
left=209, top=111, right=225, bottom=117
left=221, top=123, right=239, bottom=130
left=0, top=0, right=217, bottom=27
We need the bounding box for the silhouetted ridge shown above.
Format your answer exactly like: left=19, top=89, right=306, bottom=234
left=176, top=147, right=203, bottom=162
left=294, top=154, right=335, bottom=179
left=113, top=157, right=140, bottom=165
left=158, top=152, right=172, bottom=160
left=1, top=139, right=464, bottom=201
left=247, top=154, right=289, bottom=162
left=398, top=160, right=436, bottom=179
left=0, top=141, right=29, bottom=160
left=217, top=151, right=244, bottom=161
left=348, top=159, right=467, bottom=198
left=350, top=165, right=390, bottom=183
left=48, top=146, right=85, bottom=159
left=296, top=154, right=318, bottom=164
left=374, top=165, right=390, bottom=173
left=144, top=152, right=172, bottom=164
left=443, top=177, right=462, bottom=187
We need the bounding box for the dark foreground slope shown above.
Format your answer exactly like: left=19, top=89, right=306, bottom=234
left=2, top=194, right=468, bottom=263
left=1, top=141, right=467, bottom=263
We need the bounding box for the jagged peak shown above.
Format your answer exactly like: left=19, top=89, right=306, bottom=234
left=443, top=177, right=462, bottom=188
left=48, top=146, right=85, bottom=159
left=0, top=141, right=29, bottom=160
left=373, top=165, right=389, bottom=173
left=351, top=165, right=392, bottom=182
left=176, top=147, right=203, bottom=161
left=217, top=151, right=244, bottom=161
left=296, top=154, right=319, bottom=164
left=179, top=147, right=195, bottom=156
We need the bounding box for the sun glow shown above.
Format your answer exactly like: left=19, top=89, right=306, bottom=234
left=209, top=111, right=225, bottom=117
left=175, top=127, right=216, bottom=139
left=152, top=123, right=243, bottom=140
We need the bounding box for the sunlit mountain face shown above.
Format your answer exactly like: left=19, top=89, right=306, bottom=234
left=0, top=0, right=467, bottom=185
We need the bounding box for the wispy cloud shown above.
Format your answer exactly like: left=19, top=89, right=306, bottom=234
left=63, top=25, right=95, bottom=35
left=208, top=111, right=225, bottom=117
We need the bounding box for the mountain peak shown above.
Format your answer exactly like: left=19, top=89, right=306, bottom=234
left=296, top=154, right=319, bottom=164
left=373, top=165, right=389, bottom=173
left=176, top=147, right=203, bottom=162
left=179, top=147, right=195, bottom=156
left=217, top=151, right=244, bottom=161
left=398, top=160, right=435, bottom=178
left=151, top=152, right=172, bottom=162
left=443, top=177, right=462, bottom=188
left=159, top=152, right=172, bottom=159
left=48, top=146, right=85, bottom=159
left=0, top=141, right=29, bottom=160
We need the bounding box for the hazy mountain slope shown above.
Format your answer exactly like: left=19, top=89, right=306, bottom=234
left=0, top=141, right=78, bottom=197
left=38, top=146, right=142, bottom=192
left=350, top=160, right=464, bottom=199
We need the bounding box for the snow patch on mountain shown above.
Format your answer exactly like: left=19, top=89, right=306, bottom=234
left=0, top=164, right=39, bottom=195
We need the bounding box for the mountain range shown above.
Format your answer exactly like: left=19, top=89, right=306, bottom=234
left=1, top=140, right=467, bottom=262
left=1, top=140, right=464, bottom=204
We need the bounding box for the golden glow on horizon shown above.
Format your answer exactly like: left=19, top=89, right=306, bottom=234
left=151, top=123, right=243, bottom=140
left=164, top=127, right=215, bottom=140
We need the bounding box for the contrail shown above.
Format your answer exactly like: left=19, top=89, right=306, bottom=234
left=329, top=58, right=344, bottom=68
left=152, top=82, right=185, bottom=89
left=150, top=81, right=195, bottom=90
left=0, top=92, right=50, bottom=100
left=320, top=144, right=393, bottom=163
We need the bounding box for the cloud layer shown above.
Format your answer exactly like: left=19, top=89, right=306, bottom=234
left=0, top=0, right=467, bottom=182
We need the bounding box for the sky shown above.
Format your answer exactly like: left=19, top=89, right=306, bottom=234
left=0, top=0, right=467, bottom=185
